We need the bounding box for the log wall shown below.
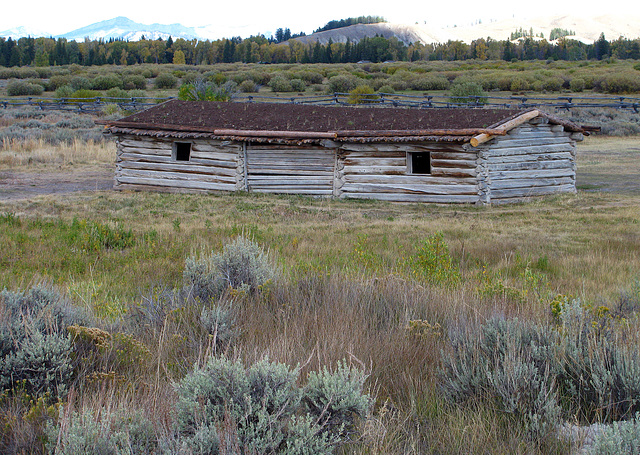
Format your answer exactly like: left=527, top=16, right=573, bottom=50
left=336, top=143, right=481, bottom=204
left=114, top=135, right=242, bottom=193
left=476, top=119, right=578, bottom=204
left=245, top=144, right=335, bottom=196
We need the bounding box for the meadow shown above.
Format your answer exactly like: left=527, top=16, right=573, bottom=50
left=0, top=112, right=639, bottom=453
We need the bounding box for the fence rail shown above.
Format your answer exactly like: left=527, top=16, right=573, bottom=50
left=1, top=94, right=639, bottom=113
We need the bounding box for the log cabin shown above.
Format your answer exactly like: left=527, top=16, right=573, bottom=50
left=100, top=100, right=586, bottom=204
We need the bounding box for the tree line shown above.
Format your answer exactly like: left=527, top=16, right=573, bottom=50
left=0, top=32, right=638, bottom=67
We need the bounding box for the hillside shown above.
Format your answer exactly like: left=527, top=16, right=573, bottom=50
left=293, top=14, right=640, bottom=45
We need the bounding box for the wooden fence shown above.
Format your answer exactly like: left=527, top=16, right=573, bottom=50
left=1, top=94, right=639, bottom=113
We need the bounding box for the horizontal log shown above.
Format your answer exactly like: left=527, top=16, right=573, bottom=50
left=247, top=178, right=333, bottom=185
left=490, top=177, right=574, bottom=190
left=344, top=174, right=477, bottom=185
left=343, top=166, right=406, bottom=176
left=335, top=128, right=506, bottom=138
left=344, top=157, right=406, bottom=167
left=431, top=158, right=477, bottom=169
left=341, top=192, right=480, bottom=204
left=487, top=160, right=574, bottom=172
left=119, top=152, right=238, bottom=169
left=341, top=182, right=478, bottom=195
left=118, top=161, right=238, bottom=178
left=431, top=167, right=476, bottom=177
left=116, top=175, right=236, bottom=192
left=485, top=144, right=575, bottom=156
left=489, top=168, right=574, bottom=180
left=429, top=151, right=478, bottom=161
left=118, top=169, right=236, bottom=185
left=485, top=151, right=574, bottom=163
left=249, top=187, right=333, bottom=195
left=246, top=168, right=334, bottom=176
left=491, top=184, right=576, bottom=199
left=488, top=137, right=573, bottom=148
left=340, top=151, right=406, bottom=159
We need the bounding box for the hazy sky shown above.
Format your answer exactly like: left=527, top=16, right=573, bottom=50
left=3, top=0, right=639, bottom=38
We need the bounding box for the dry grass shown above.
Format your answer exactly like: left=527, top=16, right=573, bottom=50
left=0, top=138, right=115, bottom=168
left=0, top=134, right=639, bottom=453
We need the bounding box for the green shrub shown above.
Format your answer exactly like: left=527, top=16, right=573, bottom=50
left=327, top=74, right=359, bottom=93
left=289, top=78, right=307, bottom=92
left=47, top=75, right=72, bottom=91
left=449, top=81, right=487, bottom=104
left=303, top=360, right=372, bottom=440
left=105, top=87, right=129, bottom=99
left=347, top=85, right=378, bottom=104
left=178, top=80, right=238, bottom=101
left=400, top=232, right=461, bottom=287
left=268, top=75, right=293, bottom=92
left=46, top=408, right=158, bottom=455
left=184, top=236, right=275, bottom=302
left=0, top=284, right=91, bottom=399
left=154, top=72, right=178, bottom=89
left=175, top=356, right=300, bottom=453
left=588, top=413, right=640, bottom=454
left=123, top=74, right=146, bottom=90
left=408, top=74, right=450, bottom=91
left=377, top=84, right=395, bottom=94
left=55, top=85, right=75, bottom=98
left=238, top=79, right=259, bottom=93
left=69, top=76, right=92, bottom=91
left=91, top=74, right=123, bottom=91
left=440, top=317, right=560, bottom=439
left=175, top=356, right=369, bottom=453
left=6, top=80, right=44, bottom=96
left=570, top=77, right=586, bottom=92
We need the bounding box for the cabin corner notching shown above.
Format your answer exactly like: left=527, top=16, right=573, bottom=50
left=104, top=100, right=586, bottom=204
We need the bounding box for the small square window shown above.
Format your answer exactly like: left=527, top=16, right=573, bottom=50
left=408, top=152, right=431, bottom=174
left=173, top=142, right=191, bottom=161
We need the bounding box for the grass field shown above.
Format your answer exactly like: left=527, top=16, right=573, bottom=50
left=0, top=134, right=639, bottom=453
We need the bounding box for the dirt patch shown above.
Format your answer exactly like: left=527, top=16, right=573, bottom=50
left=0, top=164, right=114, bottom=201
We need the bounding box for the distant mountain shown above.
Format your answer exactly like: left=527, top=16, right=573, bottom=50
left=294, top=14, right=640, bottom=46
left=57, top=16, right=202, bottom=41
left=2, top=14, right=640, bottom=44
left=0, top=25, right=49, bottom=40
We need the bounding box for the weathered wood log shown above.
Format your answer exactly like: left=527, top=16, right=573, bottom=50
left=118, top=169, right=236, bottom=185
left=490, top=184, right=575, bottom=199
left=471, top=110, right=540, bottom=147
left=341, top=182, right=478, bottom=195
left=343, top=174, right=477, bottom=185
left=341, top=192, right=480, bottom=203
left=489, top=168, right=574, bottom=180
left=486, top=160, right=574, bottom=172
left=118, top=161, right=238, bottom=177
left=490, top=177, right=574, bottom=190
left=116, top=175, right=237, bottom=191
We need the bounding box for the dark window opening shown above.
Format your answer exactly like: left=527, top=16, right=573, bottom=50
left=173, top=142, right=191, bottom=161
left=409, top=152, right=431, bottom=174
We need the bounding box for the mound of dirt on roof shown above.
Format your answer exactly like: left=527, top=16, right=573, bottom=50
left=118, top=101, right=524, bottom=132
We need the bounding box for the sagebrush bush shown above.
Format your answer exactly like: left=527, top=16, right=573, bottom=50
left=440, top=317, right=559, bottom=439
left=303, top=360, right=372, bottom=441
left=47, top=408, right=158, bottom=455
left=588, top=413, right=640, bottom=454
left=6, top=80, right=44, bottom=96
left=327, top=74, right=359, bottom=93
left=269, top=75, right=293, bottom=92
left=154, top=72, right=178, bottom=89
left=0, top=284, right=91, bottom=399
left=449, top=81, right=487, bottom=104
left=178, top=80, right=238, bottom=101
left=184, top=236, right=275, bottom=302
left=91, top=74, right=123, bottom=91
left=175, top=356, right=370, bottom=453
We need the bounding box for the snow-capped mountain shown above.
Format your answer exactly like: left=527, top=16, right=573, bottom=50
left=57, top=16, right=201, bottom=41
